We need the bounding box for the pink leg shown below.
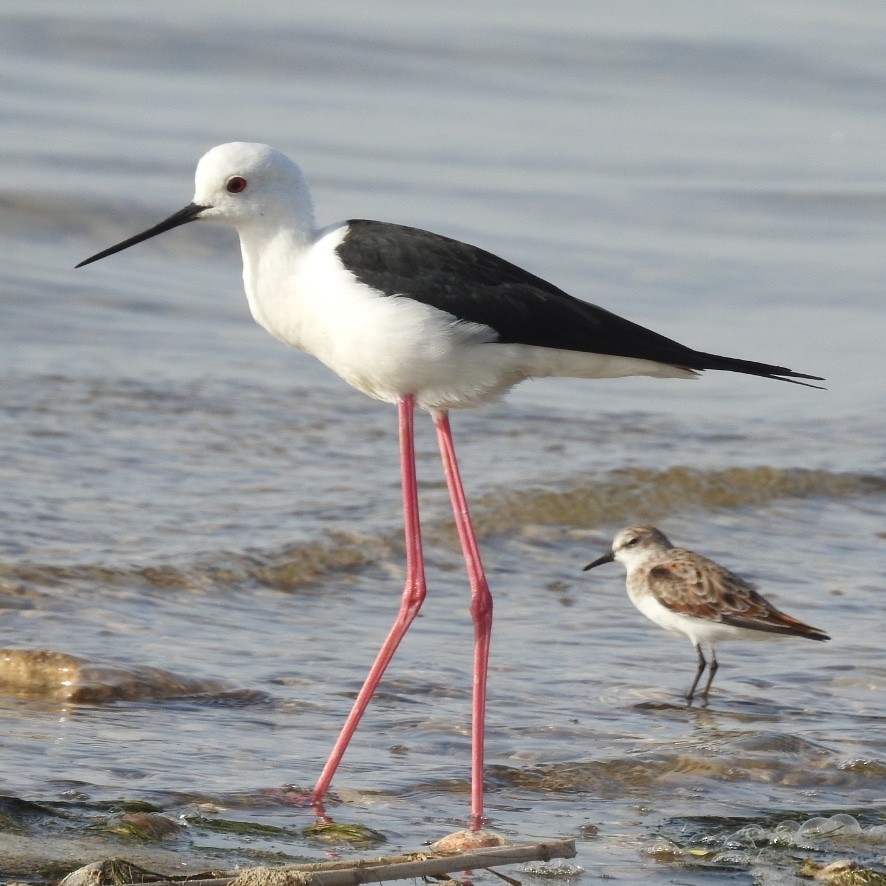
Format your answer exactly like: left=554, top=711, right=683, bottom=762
left=311, top=395, right=427, bottom=811
left=434, top=410, right=493, bottom=832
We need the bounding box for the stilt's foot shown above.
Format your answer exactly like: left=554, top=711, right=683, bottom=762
left=311, top=798, right=331, bottom=823
left=432, top=829, right=508, bottom=853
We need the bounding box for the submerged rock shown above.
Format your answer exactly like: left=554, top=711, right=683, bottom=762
left=0, top=648, right=258, bottom=703
left=59, top=858, right=168, bottom=886
left=431, top=829, right=508, bottom=853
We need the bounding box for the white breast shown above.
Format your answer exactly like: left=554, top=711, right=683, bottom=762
left=240, top=224, right=511, bottom=408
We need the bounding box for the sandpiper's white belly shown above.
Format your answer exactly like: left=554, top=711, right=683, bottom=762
left=628, top=584, right=753, bottom=647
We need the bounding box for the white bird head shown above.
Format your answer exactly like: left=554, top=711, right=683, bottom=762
left=583, top=524, right=674, bottom=572
left=193, top=142, right=314, bottom=226
left=77, top=142, right=315, bottom=267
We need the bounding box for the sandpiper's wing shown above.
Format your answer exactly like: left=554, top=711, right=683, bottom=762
left=645, top=549, right=829, bottom=639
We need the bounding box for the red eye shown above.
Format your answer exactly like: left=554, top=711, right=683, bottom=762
left=226, top=176, right=247, bottom=194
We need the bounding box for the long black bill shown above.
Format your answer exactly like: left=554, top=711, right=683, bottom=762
left=582, top=550, right=614, bottom=572
left=76, top=202, right=208, bottom=268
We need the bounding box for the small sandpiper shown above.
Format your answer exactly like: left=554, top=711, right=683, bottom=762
left=584, top=525, right=830, bottom=702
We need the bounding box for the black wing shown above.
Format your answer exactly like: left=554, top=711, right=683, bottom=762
left=336, top=220, right=822, bottom=385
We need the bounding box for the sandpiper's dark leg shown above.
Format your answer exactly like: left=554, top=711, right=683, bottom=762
left=700, top=651, right=719, bottom=700
left=686, top=644, right=707, bottom=703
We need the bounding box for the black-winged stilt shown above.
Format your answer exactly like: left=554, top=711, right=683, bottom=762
left=78, top=142, right=822, bottom=828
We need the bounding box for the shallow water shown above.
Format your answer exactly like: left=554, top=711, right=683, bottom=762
left=0, top=2, right=884, bottom=883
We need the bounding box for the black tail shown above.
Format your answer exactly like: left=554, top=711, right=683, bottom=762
left=688, top=351, right=825, bottom=389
